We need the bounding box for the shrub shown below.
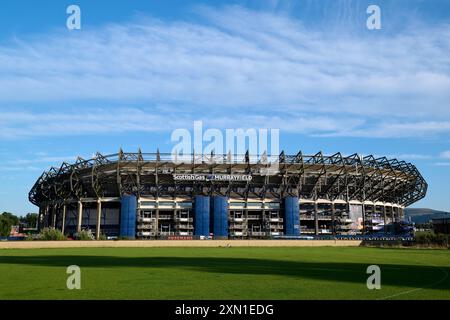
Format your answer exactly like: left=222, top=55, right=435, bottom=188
left=74, top=229, right=95, bottom=240
left=414, top=231, right=449, bottom=247
left=0, top=216, right=13, bottom=237
left=25, top=233, right=38, bottom=241
left=435, top=233, right=449, bottom=246
left=98, top=233, right=107, bottom=240
left=37, top=227, right=67, bottom=241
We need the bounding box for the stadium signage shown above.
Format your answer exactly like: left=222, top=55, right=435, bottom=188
left=173, top=174, right=252, bottom=182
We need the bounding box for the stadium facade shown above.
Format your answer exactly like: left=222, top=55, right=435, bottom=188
left=29, top=150, right=427, bottom=239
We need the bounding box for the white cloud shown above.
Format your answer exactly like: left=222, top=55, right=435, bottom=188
left=0, top=153, right=78, bottom=173
left=0, top=165, right=40, bottom=172
left=434, top=162, right=450, bottom=167
left=2, top=108, right=450, bottom=139
left=318, top=121, right=450, bottom=138
left=0, top=108, right=362, bottom=139
left=0, top=6, right=449, bottom=138
left=440, top=150, right=450, bottom=159
left=378, top=154, right=431, bottom=160
left=11, top=156, right=77, bottom=165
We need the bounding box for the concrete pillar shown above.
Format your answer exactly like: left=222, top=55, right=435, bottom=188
left=44, top=205, right=49, bottom=227
left=52, top=204, right=57, bottom=228
left=331, top=202, right=336, bottom=236
left=61, top=203, right=67, bottom=235
left=96, top=200, right=102, bottom=240
left=314, top=201, right=319, bottom=236
left=362, top=203, right=366, bottom=234
left=37, top=206, right=43, bottom=231
left=155, top=208, right=159, bottom=237
left=77, top=201, right=83, bottom=233
left=383, top=205, right=387, bottom=233
left=40, top=207, right=45, bottom=229
left=44, top=206, right=48, bottom=227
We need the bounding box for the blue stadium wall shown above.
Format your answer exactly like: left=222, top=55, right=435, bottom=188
left=212, top=196, right=229, bottom=238
left=116, top=196, right=303, bottom=238
left=120, top=195, right=137, bottom=239
left=284, top=196, right=300, bottom=236
left=194, top=195, right=210, bottom=236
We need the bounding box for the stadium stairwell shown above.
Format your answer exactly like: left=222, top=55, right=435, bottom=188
left=212, top=196, right=229, bottom=239
left=194, top=196, right=210, bottom=237
left=120, top=195, right=137, bottom=239
left=284, top=197, right=300, bottom=236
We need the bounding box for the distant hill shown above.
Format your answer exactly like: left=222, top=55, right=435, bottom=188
left=404, top=208, right=450, bottom=224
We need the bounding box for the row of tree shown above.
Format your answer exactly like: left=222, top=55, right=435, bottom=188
left=0, top=212, right=38, bottom=237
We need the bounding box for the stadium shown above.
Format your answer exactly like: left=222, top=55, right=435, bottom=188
left=29, top=150, right=427, bottom=240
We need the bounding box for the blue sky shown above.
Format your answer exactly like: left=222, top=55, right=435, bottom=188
left=0, top=0, right=450, bottom=215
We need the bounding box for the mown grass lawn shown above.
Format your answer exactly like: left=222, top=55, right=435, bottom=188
left=0, top=246, right=448, bottom=299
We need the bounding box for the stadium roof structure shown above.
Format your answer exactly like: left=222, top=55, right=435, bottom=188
left=29, top=149, right=427, bottom=207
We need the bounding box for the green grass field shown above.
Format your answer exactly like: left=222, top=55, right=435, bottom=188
left=0, top=246, right=449, bottom=300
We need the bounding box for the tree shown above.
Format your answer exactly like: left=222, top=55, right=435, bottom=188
left=1, top=212, right=19, bottom=225
left=0, top=216, right=13, bottom=237
left=20, top=213, right=38, bottom=228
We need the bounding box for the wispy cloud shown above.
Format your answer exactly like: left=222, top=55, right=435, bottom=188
left=0, top=108, right=173, bottom=139
left=377, top=153, right=432, bottom=161
left=0, top=165, right=40, bottom=172
left=318, top=121, right=450, bottom=138
left=2, top=108, right=450, bottom=139
left=0, top=153, right=79, bottom=173
left=434, top=162, right=450, bottom=167
left=440, top=150, right=450, bottom=159
left=0, top=6, right=449, bottom=139
left=0, top=108, right=362, bottom=139
left=11, top=156, right=77, bottom=165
